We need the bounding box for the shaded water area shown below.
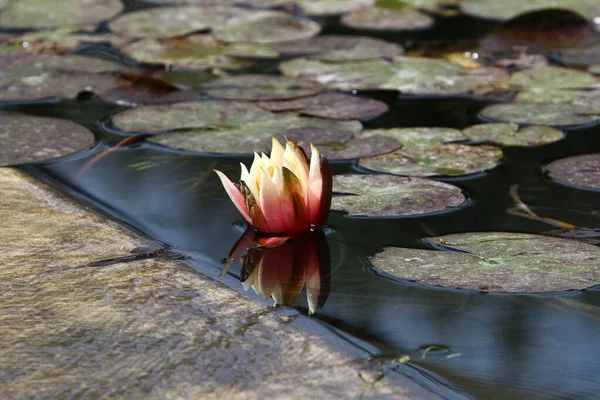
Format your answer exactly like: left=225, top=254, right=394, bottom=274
left=3, top=1, right=600, bottom=399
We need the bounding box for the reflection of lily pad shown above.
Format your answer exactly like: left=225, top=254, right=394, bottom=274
left=280, top=56, right=508, bottom=94
left=200, top=74, right=320, bottom=101
left=359, top=143, right=503, bottom=176
left=0, top=0, right=123, bottom=28
left=213, top=11, right=321, bottom=44
left=462, top=123, right=564, bottom=147
left=8, top=28, right=130, bottom=53
left=120, top=35, right=254, bottom=70
left=0, top=112, right=94, bottom=166
left=461, top=0, right=600, bottom=21
left=277, top=35, right=403, bottom=61
left=479, top=103, right=599, bottom=128
left=341, top=3, right=434, bottom=31
left=372, top=232, right=600, bottom=292
left=546, top=153, right=600, bottom=190
left=361, top=127, right=466, bottom=148
left=332, top=174, right=466, bottom=216
left=258, top=92, right=389, bottom=120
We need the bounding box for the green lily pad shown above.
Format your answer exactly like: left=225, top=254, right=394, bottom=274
left=359, top=143, right=503, bottom=177
left=8, top=27, right=130, bottom=53
left=258, top=92, right=389, bottom=120
left=280, top=56, right=508, bottom=94
left=109, top=6, right=241, bottom=39
left=341, top=3, right=434, bottom=31
left=590, top=65, right=600, bottom=74
left=479, top=103, right=599, bottom=128
left=0, top=112, right=94, bottom=166
left=277, top=35, right=403, bottom=61
left=200, top=74, right=321, bottom=101
left=461, top=0, right=600, bottom=21
left=332, top=174, right=466, bottom=216
left=360, top=127, right=467, bottom=148
left=509, top=66, right=598, bottom=90
left=119, top=35, right=255, bottom=70
left=462, top=123, right=565, bottom=147
left=212, top=11, right=321, bottom=44
left=0, top=0, right=123, bottom=28
left=291, top=0, right=376, bottom=16
left=372, top=232, right=600, bottom=292
left=546, top=153, right=600, bottom=190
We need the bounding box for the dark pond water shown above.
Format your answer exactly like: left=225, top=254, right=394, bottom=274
left=4, top=2, right=600, bottom=399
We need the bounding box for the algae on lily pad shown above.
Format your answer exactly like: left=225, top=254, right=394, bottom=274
left=277, top=35, right=404, bottom=62
left=280, top=56, right=508, bottom=95
left=8, top=28, right=130, bottom=53
left=0, top=112, right=94, bottom=166
left=213, top=11, right=321, bottom=44
left=341, top=2, right=434, bottom=31
left=120, top=35, right=255, bottom=70
left=258, top=92, right=389, bottom=120
left=361, top=127, right=467, bottom=148
left=546, top=153, right=600, bottom=190
left=480, top=103, right=599, bottom=128
left=332, top=174, right=466, bottom=216
left=359, top=143, right=503, bottom=177
left=0, top=0, right=123, bottom=29
left=290, top=0, right=375, bottom=16
left=200, top=74, right=321, bottom=101
left=461, top=0, right=600, bottom=21
left=372, top=232, right=600, bottom=292
left=462, top=123, right=565, bottom=147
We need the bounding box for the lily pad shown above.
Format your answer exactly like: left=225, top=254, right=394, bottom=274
left=119, top=35, right=255, bottom=70
left=341, top=3, right=434, bottom=31
left=359, top=143, right=503, bottom=177
left=258, top=92, right=389, bottom=120
left=200, top=74, right=321, bottom=101
left=8, top=27, right=130, bottom=53
left=280, top=56, right=508, bottom=95
left=461, top=0, right=600, bottom=21
left=558, top=43, right=600, bottom=69
left=372, top=232, right=600, bottom=292
left=0, top=112, right=94, bottom=166
left=277, top=35, right=403, bottom=62
left=332, top=174, right=466, bottom=216
left=546, top=153, right=600, bottom=190
left=360, top=127, right=467, bottom=148
left=212, top=11, right=321, bottom=44
left=462, top=123, right=565, bottom=147
left=291, top=0, right=376, bottom=16
left=0, top=0, right=123, bottom=28
left=509, top=66, right=598, bottom=90
left=479, top=103, right=599, bottom=128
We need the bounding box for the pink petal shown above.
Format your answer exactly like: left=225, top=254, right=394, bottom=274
left=214, top=169, right=251, bottom=223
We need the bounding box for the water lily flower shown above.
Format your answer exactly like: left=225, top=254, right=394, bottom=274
left=215, top=137, right=332, bottom=234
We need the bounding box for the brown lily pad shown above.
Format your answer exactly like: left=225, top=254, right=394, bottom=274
left=200, top=74, right=321, bottom=101
left=212, top=11, right=321, bottom=44
left=341, top=2, right=434, bottom=31
left=332, top=174, right=466, bottom=216
left=546, top=153, right=600, bottom=190
left=462, top=123, right=565, bottom=147
left=372, top=232, right=600, bottom=292
left=0, top=112, right=94, bottom=166
left=258, top=92, right=389, bottom=120
left=359, top=143, right=503, bottom=177
left=479, top=103, right=599, bottom=128
left=0, top=0, right=123, bottom=28
left=278, top=35, right=404, bottom=62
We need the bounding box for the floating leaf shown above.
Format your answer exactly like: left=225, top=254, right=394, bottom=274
left=212, top=11, right=321, bottom=44
left=462, top=123, right=565, bottom=147
left=277, top=35, right=403, bottom=62
left=559, top=43, right=600, bottom=69
left=479, top=103, right=599, bottom=128
left=341, top=2, right=434, bottom=31
left=509, top=66, right=598, bottom=90
left=119, top=35, right=254, bottom=70
left=360, top=127, right=467, bottom=148
left=0, top=0, right=123, bottom=28
left=258, top=92, right=389, bottom=120
left=0, top=112, right=94, bottom=166
left=461, top=0, right=600, bottom=21
left=372, top=232, right=600, bottom=292
left=359, top=143, right=503, bottom=176
left=200, top=74, right=320, bottom=101
left=291, top=0, right=376, bottom=16
left=546, top=153, right=600, bottom=190
left=332, top=174, right=466, bottom=216
left=280, top=56, right=508, bottom=95
left=8, top=27, right=130, bottom=53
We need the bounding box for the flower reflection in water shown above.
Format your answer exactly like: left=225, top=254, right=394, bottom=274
left=223, top=228, right=330, bottom=315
